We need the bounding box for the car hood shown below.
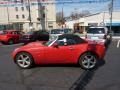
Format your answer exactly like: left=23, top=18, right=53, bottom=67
left=24, top=41, right=45, bottom=47
left=16, top=42, right=45, bottom=51
left=12, top=41, right=46, bottom=57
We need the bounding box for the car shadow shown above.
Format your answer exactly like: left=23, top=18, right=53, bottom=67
left=17, top=60, right=105, bottom=90
left=69, top=60, right=105, bottom=90
left=105, top=40, right=112, bottom=51
left=35, top=64, right=81, bottom=68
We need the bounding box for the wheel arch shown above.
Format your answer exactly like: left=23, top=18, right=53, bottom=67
left=8, top=38, right=14, bottom=41
left=14, top=51, right=35, bottom=64
left=77, top=51, right=99, bottom=63
left=7, top=38, right=14, bottom=44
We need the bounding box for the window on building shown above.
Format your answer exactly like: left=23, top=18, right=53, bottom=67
left=22, top=14, right=25, bottom=19
left=20, top=24, right=23, bottom=30
left=21, top=7, right=24, bottom=11
left=43, top=13, right=45, bottom=18
left=42, top=6, right=45, bottom=10
left=15, top=7, right=18, bottom=11
left=16, top=15, right=19, bottom=19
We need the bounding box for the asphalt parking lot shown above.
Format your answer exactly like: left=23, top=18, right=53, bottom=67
left=0, top=40, right=120, bottom=90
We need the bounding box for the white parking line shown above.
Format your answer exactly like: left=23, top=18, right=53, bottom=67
left=117, top=40, right=120, bottom=48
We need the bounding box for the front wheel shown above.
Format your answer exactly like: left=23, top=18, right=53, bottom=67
left=15, top=52, right=34, bottom=69
left=79, top=53, right=98, bottom=70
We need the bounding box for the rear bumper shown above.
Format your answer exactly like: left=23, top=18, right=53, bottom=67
left=96, top=44, right=106, bottom=60
left=20, top=39, right=34, bottom=43
left=86, top=38, right=106, bottom=45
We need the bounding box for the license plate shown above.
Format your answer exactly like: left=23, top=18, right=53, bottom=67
left=91, top=36, right=99, bottom=40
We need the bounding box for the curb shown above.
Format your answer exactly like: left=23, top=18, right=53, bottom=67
left=0, top=43, right=2, bottom=46
left=112, top=37, right=120, bottom=41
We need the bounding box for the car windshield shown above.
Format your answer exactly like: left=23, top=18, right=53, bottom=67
left=87, top=28, right=105, bottom=34
left=64, top=29, right=72, bottom=33
left=51, top=29, right=63, bottom=34
left=26, top=31, right=35, bottom=35
left=44, top=36, right=58, bottom=46
left=51, top=29, right=72, bottom=34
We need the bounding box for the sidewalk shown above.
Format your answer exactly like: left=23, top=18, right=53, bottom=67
left=112, top=36, right=120, bottom=41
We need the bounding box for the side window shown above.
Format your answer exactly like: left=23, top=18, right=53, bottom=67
left=14, top=32, right=17, bottom=34
left=13, top=31, right=19, bottom=35
left=37, top=31, right=41, bottom=36
left=10, top=32, right=14, bottom=34
left=57, top=40, right=65, bottom=46
left=17, top=31, right=21, bottom=34
left=41, top=31, right=48, bottom=34
left=67, top=39, right=76, bottom=45
left=57, top=38, right=67, bottom=46
left=34, top=31, right=38, bottom=36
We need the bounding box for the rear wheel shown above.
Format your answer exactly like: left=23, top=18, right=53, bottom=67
left=8, top=39, right=14, bottom=45
left=79, top=52, right=98, bottom=70
left=15, top=52, right=34, bottom=69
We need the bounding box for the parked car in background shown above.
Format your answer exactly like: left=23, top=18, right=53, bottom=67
left=21, top=30, right=49, bottom=44
left=85, top=27, right=112, bottom=46
left=0, top=30, right=4, bottom=34
left=12, top=34, right=105, bottom=70
left=50, top=28, right=73, bottom=36
left=0, top=30, right=22, bottom=44
left=49, top=28, right=73, bottom=40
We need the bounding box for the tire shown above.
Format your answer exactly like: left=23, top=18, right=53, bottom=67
left=15, top=52, right=34, bottom=69
left=8, top=39, right=14, bottom=45
left=1, top=41, right=6, bottom=45
left=79, top=52, right=98, bottom=70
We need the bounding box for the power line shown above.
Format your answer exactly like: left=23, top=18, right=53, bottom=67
left=0, top=0, right=111, bottom=6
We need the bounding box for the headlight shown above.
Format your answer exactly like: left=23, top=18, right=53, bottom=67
left=14, top=48, right=20, bottom=52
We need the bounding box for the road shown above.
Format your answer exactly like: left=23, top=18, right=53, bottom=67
left=0, top=41, right=120, bottom=90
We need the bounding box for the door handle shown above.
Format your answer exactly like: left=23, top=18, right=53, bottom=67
left=69, top=47, right=75, bottom=50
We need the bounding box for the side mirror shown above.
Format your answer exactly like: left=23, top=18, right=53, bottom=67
left=52, top=43, right=59, bottom=48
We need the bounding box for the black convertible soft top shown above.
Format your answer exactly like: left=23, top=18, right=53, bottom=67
left=58, top=34, right=87, bottom=44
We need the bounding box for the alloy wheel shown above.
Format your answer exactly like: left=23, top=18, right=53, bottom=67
left=80, top=53, right=97, bottom=69
left=8, top=39, right=14, bottom=45
left=16, top=52, right=33, bottom=69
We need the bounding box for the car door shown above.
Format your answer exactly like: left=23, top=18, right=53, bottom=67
left=12, top=31, right=21, bottom=42
left=44, top=38, right=79, bottom=64
left=62, top=38, right=80, bottom=63
left=44, top=44, right=67, bottom=64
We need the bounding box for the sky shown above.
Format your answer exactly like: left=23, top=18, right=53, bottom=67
left=56, top=0, right=120, bottom=16
left=0, top=0, right=120, bottom=16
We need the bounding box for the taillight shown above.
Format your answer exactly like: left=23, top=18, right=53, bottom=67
left=103, top=35, right=106, bottom=39
left=87, top=44, right=96, bottom=51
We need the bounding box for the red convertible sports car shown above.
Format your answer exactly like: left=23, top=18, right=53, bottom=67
left=12, top=34, right=105, bottom=70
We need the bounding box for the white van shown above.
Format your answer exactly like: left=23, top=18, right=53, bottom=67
left=86, top=27, right=111, bottom=45
left=50, top=28, right=73, bottom=36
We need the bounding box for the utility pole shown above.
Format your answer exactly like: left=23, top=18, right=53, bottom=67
left=61, top=7, right=64, bottom=28
left=109, top=0, right=113, bottom=32
left=37, top=0, right=46, bottom=30
left=6, top=5, right=10, bottom=29
left=28, top=0, right=32, bottom=30
left=102, top=12, right=105, bottom=26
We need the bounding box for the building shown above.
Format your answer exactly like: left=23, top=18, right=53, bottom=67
left=0, top=0, right=56, bottom=32
left=65, top=11, right=120, bottom=36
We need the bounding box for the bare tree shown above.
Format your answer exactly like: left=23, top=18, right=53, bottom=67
left=56, top=11, right=65, bottom=24
left=69, top=10, right=91, bottom=20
